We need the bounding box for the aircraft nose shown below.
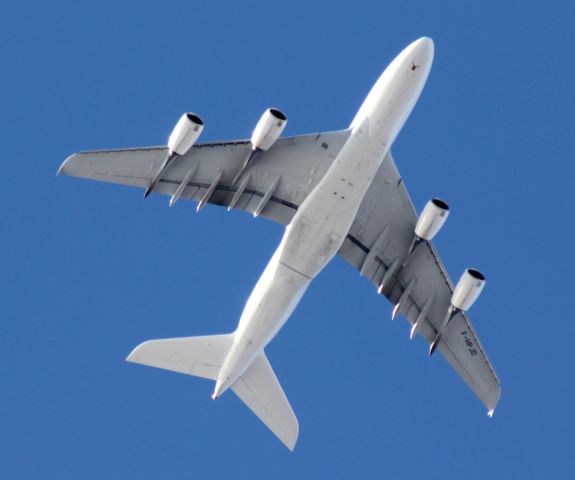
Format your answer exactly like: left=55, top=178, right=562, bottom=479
left=402, top=37, right=434, bottom=75
left=412, top=36, right=434, bottom=63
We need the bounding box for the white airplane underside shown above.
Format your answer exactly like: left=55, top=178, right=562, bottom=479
left=59, top=37, right=501, bottom=451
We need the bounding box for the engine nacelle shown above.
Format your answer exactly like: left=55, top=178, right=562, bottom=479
left=414, top=198, right=450, bottom=241
left=251, top=108, right=287, bottom=151
left=168, top=113, right=204, bottom=156
left=451, top=268, right=486, bottom=311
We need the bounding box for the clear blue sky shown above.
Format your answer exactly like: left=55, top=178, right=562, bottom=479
left=2, top=0, right=574, bottom=478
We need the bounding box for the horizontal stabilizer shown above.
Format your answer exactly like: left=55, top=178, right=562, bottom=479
left=126, top=334, right=234, bottom=381
left=231, top=352, right=299, bottom=451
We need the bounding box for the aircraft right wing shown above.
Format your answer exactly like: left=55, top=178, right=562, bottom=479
left=338, top=150, right=501, bottom=414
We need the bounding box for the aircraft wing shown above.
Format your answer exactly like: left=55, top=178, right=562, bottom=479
left=59, top=130, right=350, bottom=224
left=59, top=131, right=500, bottom=413
left=338, top=150, right=501, bottom=414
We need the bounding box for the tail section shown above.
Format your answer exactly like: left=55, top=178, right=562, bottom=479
left=126, top=334, right=234, bottom=380
left=127, top=336, right=299, bottom=450
left=232, top=352, right=299, bottom=451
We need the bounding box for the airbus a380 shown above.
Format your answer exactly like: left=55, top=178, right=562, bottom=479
left=59, top=37, right=500, bottom=450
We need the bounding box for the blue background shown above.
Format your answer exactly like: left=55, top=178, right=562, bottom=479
left=2, top=0, right=574, bottom=478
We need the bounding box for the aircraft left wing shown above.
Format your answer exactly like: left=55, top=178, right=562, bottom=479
left=58, top=130, right=350, bottom=225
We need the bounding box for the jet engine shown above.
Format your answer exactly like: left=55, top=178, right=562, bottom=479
left=251, top=108, right=287, bottom=151
left=451, top=268, right=486, bottom=311
left=168, top=112, right=204, bottom=156
left=429, top=268, right=486, bottom=355
left=404, top=198, right=449, bottom=261
left=144, top=113, right=204, bottom=198
left=232, top=108, right=287, bottom=185
left=415, top=198, right=449, bottom=241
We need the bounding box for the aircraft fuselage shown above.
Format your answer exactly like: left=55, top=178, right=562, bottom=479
left=213, top=37, right=434, bottom=398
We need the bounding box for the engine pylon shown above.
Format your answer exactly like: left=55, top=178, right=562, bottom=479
left=145, top=113, right=204, bottom=198
left=233, top=108, right=287, bottom=185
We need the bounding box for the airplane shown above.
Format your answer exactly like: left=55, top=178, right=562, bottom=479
left=59, top=37, right=501, bottom=451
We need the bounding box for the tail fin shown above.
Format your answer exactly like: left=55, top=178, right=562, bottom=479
left=231, top=352, right=299, bottom=451
left=127, top=336, right=299, bottom=450
left=126, top=334, right=234, bottom=380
